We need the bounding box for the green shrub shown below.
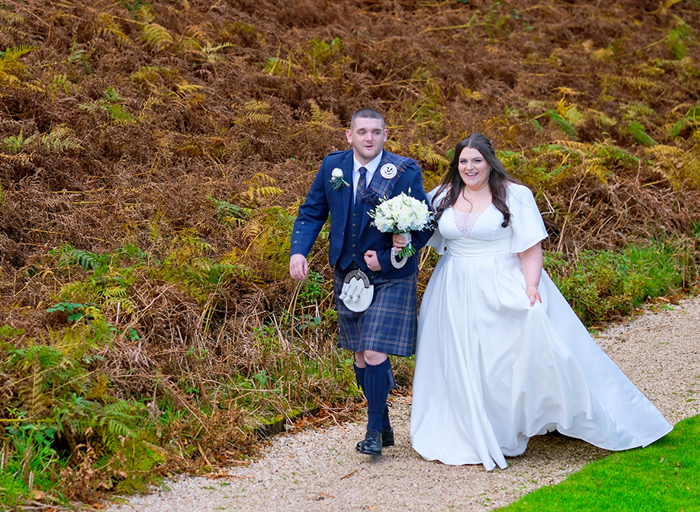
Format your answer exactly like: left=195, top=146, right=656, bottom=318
left=545, top=241, right=686, bottom=325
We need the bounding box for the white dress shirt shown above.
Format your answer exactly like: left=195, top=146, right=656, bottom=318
left=353, top=152, right=382, bottom=204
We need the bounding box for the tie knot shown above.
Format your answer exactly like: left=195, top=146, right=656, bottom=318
left=359, top=166, right=367, bottom=178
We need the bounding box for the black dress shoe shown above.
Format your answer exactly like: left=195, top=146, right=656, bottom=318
left=356, top=428, right=394, bottom=451
left=356, top=429, right=382, bottom=455
left=381, top=428, right=395, bottom=447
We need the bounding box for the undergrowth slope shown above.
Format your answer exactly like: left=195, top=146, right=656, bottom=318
left=0, top=0, right=699, bottom=506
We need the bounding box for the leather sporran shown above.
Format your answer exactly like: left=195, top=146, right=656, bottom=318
left=338, top=269, right=374, bottom=312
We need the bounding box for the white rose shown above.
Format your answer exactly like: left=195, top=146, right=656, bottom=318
left=332, top=168, right=344, bottom=179
left=396, top=211, right=411, bottom=230
left=377, top=218, right=392, bottom=232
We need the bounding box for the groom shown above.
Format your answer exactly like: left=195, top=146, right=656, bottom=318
left=289, top=107, right=433, bottom=455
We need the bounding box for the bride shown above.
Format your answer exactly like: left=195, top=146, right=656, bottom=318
left=404, top=133, right=672, bottom=470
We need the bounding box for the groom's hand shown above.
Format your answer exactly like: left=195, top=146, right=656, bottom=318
left=364, top=250, right=382, bottom=271
left=289, top=254, right=309, bottom=280
left=392, top=233, right=410, bottom=249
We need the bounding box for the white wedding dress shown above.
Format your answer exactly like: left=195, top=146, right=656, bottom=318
left=410, top=184, right=672, bottom=470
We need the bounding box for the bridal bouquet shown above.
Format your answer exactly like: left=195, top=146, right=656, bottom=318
left=369, top=192, right=434, bottom=259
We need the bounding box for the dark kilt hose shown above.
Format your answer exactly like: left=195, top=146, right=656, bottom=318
left=333, top=267, right=418, bottom=357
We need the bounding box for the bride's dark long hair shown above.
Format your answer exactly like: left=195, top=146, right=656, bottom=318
left=432, top=133, right=519, bottom=227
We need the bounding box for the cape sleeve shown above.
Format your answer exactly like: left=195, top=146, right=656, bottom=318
left=425, top=186, right=448, bottom=255
left=507, top=184, right=548, bottom=254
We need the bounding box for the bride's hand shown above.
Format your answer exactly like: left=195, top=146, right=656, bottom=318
left=526, top=284, right=541, bottom=307
left=393, top=233, right=410, bottom=249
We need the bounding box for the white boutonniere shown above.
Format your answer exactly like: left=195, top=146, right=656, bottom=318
left=330, top=168, right=350, bottom=190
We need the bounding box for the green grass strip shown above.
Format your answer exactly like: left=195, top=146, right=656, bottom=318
left=498, top=415, right=700, bottom=511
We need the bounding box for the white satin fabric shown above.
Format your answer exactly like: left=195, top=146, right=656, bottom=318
left=410, top=184, right=672, bottom=470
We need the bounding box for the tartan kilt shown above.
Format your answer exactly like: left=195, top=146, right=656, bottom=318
left=333, top=267, right=418, bottom=357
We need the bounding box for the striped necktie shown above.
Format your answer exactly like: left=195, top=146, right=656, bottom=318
left=356, top=166, right=368, bottom=204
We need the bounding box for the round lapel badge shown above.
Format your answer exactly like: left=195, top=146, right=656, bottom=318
left=379, top=163, right=397, bottom=180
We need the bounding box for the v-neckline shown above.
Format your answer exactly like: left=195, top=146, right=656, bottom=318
left=451, top=203, right=493, bottom=215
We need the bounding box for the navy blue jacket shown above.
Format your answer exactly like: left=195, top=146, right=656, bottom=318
left=290, top=149, right=433, bottom=278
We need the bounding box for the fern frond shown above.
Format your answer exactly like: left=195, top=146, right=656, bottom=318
left=148, top=212, right=162, bottom=245
left=668, top=104, right=700, bottom=138
left=96, top=13, right=130, bottom=42
left=455, top=84, right=481, bottom=100
left=624, top=76, right=658, bottom=90
left=546, top=109, right=577, bottom=140
left=247, top=112, right=271, bottom=125
left=105, top=415, right=137, bottom=439
left=622, top=102, right=656, bottom=120
left=242, top=219, right=262, bottom=241
left=584, top=156, right=606, bottom=168
left=0, top=153, right=31, bottom=166
left=595, top=143, right=640, bottom=168
left=142, top=24, right=174, bottom=50
left=0, top=9, right=24, bottom=25
left=131, top=66, right=177, bottom=88
left=666, top=16, right=693, bottom=59
left=185, top=24, right=209, bottom=42
left=264, top=56, right=292, bottom=76
left=564, top=104, right=585, bottom=126
left=29, top=355, right=49, bottom=419
left=134, top=4, right=156, bottom=24
left=209, top=196, right=252, bottom=227
left=553, top=86, right=582, bottom=97
left=309, top=100, right=323, bottom=123
left=89, top=373, right=109, bottom=400
left=173, top=83, right=203, bottom=97
left=50, top=75, right=71, bottom=96
left=0, top=70, right=20, bottom=87
left=647, top=144, right=684, bottom=160
left=106, top=297, right=135, bottom=317
left=589, top=109, right=617, bottom=127
left=78, top=101, right=106, bottom=114
left=246, top=173, right=276, bottom=186
left=550, top=140, right=591, bottom=153
left=668, top=120, right=684, bottom=139
left=71, top=249, right=104, bottom=271
left=644, top=144, right=694, bottom=189
left=201, top=42, right=233, bottom=62
left=59, top=280, right=100, bottom=305
left=36, top=125, right=82, bottom=152
left=585, top=163, right=610, bottom=184
left=107, top=418, right=134, bottom=439
left=245, top=99, right=270, bottom=111
left=4, top=131, right=24, bottom=154
left=384, top=140, right=403, bottom=154
left=242, top=186, right=283, bottom=204
left=409, top=142, right=450, bottom=170
left=628, top=121, right=658, bottom=147
left=180, top=36, right=202, bottom=52
left=94, top=450, right=117, bottom=470
left=0, top=45, right=36, bottom=75
left=104, top=86, right=124, bottom=103
left=172, top=233, right=214, bottom=255
left=103, top=286, right=129, bottom=299
left=308, top=100, right=339, bottom=129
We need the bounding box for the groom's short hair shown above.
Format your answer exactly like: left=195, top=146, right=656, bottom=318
left=350, top=108, right=385, bottom=130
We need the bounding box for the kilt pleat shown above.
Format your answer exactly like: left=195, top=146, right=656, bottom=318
left=333, top=267, right=417, bottom=357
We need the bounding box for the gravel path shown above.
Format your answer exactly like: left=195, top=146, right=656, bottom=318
left=108, top=298, right=700, bottom=512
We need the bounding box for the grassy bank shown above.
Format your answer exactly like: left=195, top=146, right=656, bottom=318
left=498, top=414, right=700, bottom=512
